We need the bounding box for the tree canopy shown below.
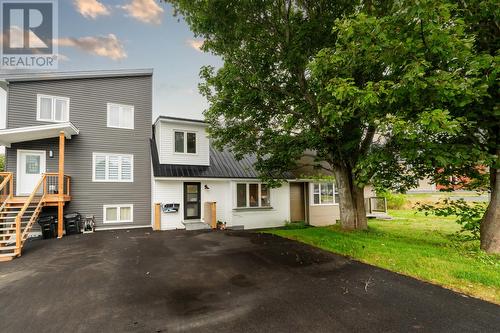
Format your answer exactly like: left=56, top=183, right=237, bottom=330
left=166, top=0, right=498, bottom=251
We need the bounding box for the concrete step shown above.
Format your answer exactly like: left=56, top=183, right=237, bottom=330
left=182, top=221, right=211, bottom=231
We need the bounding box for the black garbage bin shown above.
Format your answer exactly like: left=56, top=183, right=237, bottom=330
left=37, top=215, right=57, bottom=239
left=64, top=213, right=81, bottom=235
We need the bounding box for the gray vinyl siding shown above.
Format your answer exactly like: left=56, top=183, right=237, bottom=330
left=5, top=75, right=152, bottom=227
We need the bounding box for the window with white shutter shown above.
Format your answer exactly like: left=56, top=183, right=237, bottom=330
left=107, top=103, right=134, bottom=129
left=92, top=153, right=134, bottom=182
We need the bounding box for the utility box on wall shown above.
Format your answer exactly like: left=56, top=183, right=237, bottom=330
left=162, top=203, right=180, bottom=213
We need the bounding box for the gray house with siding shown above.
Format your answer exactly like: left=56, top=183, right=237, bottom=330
left=0, top=69, right=152, bottom=233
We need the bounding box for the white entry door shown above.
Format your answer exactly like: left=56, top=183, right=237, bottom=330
left=17, top=150, right=46, bottom=195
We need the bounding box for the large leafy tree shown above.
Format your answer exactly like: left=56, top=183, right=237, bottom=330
left=389, top=0, right=499, bottom=253
left=167, top=0, right=492, bottom=232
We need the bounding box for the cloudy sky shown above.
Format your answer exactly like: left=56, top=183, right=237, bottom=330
left=47, top=0, right=221, bottom=120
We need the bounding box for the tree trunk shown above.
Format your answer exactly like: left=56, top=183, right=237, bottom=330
left=334, top=165, right=368, bottom=230
left=481, top=153, right=500, bottom=254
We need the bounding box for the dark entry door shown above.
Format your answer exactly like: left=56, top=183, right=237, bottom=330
left=184, top=182, right=201, bottom=220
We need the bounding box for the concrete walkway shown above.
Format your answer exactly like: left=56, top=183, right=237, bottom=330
left=0, top=229, right=499, bottom=332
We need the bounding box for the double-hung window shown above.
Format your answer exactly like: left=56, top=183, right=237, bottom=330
left=312, top=182, right=339, bottom=205
left=103, top=204, right=133, bottom=223
left=174, top=131, right=197, bottom=154
left=107, top=103, right=134, bottom=129
left=236, top=183, right=271, bottom=208
left=37, top=94, right=69, bottom=122
left=93, top=153, right=133, bottom=182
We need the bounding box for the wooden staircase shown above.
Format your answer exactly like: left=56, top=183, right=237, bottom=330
left=0, top=172, right=71, bottom=262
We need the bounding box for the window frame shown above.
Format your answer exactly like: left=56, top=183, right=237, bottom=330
left=173, top=130, right=197, bottom=155
left=36, top=94, right=70, bottom=123
left=103, top=204, right=134, bottom=224
left=92, top=153, right=134, bottom=182
left=235, top=183, right=272, bottom=209
left=107, top=103, right=134, bottom=130
left=311, top=182, right=339, bottom=206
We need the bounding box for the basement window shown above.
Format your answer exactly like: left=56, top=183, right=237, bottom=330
left=103, top=204, right=133, bottom=223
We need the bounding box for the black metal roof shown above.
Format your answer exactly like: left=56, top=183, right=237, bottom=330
left=151, top=139, right=293, bottom=179
left=154, top=116, right=206, bottom=125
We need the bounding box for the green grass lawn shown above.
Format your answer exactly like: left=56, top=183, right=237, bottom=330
left=266, top=210, right=500, bottom=304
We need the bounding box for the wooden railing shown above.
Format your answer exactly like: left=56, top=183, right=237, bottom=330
left=15, top=174, right=46, bottom=255
left=365, top=197, right=388, bottom=214
left=43, top=173, right=71, bottom=196
left=14, top=172, right=71, bottom=256
left=0, top=172, right=13, bottom=211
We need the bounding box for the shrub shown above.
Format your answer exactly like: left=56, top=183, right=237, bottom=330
left=283, top=221, right=308, bottom=230
left=417, top=199, right=486, bottom=240
left=378, top=191, right=407, bottom=210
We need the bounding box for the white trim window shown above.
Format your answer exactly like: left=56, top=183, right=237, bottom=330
left=107, top=103, right=134, bottom=129
left=37, top=94, right=69, bottom=122
left=174, top=130, right=197, bottom=154
left=103, top=204, right=133, bottom=223
left=93, top=153, right=133, bottom=182
left=236, top=183, right=271, bottom=208
left=311, top=182, right=339, bottom=205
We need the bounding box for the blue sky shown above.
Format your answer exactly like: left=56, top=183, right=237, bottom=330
left=55, top=0, right=221, bottom=120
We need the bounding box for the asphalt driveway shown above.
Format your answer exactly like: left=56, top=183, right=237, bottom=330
left=0, top=229, right=499, bottom=333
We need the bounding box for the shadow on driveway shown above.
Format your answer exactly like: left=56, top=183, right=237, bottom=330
left=0, top=229, right=499, bottom=332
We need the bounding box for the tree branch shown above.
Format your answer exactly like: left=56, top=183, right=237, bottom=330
left=359, top=125, right=376, bottom=156
left=420, top=19, right=429, bottom=52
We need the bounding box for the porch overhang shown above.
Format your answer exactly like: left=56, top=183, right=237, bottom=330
left=0, top=122, right=79, bottom=147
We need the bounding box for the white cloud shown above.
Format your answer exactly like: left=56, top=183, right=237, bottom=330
left=187, top=39, right=204, bottom=52
left=121, top=0, right=164, bottom=25
left=74, top=0, right=110, bottom=19
left=58, top=34, right=127, bottom=60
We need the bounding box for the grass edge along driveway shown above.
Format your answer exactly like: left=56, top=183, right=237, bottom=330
left=264, top=210, right=500, bottom=304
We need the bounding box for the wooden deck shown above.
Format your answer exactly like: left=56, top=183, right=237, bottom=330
left=6, top=195, right=71, bottom=206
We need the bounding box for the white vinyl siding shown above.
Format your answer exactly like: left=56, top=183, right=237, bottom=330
left=103, top=204, right=133, bottom=223
left=37, top=94, right=69, bottom=122
left=92, top=153, right=134, bottom=182
left=311, top=182, right=339, bottom=205
left=107, top=103, right=134, bottom=129
left=235, top=183, right=271, bottom=208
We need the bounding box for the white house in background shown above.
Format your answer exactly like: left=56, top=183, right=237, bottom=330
left=150, top=116, right=347, bottom=230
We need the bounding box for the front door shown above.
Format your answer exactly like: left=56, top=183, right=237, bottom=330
left=184, top=182, right=201, bottom=220
left=290, top=182, right=305, bottom=222
left=17, top=150, right=46, bottom=195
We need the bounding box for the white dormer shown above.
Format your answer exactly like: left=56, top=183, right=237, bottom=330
left=155, top=116, right=210, bottom=166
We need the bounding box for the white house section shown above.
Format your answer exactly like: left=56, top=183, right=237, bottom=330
left=155, top=118, right=210, bottom=166
left=153, top=179, right=290, bottom=230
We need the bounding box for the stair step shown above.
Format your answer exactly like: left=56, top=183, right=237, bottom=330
left=0, top=222, right=29, bottom=226
left=0, top=245, right=18, bottom=251
left=0, top=210, right=36, bottom=214
left=0, top=214, right=33, bottom=220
